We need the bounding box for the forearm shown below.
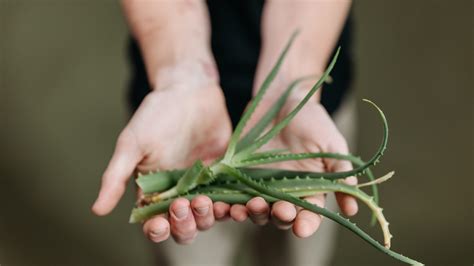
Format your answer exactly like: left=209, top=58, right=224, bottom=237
left=121, top=0, right=218, bottom=89
left=255, top=0, right=351, bottom=101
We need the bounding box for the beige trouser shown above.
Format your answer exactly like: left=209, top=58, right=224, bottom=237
left=152, top=96, right=357, bottom=266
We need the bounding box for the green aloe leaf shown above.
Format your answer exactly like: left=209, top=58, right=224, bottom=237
left=128, top=30, right=421, bottom=265
left=223, top=30, right=300, bottom=161
left=234, top=47, right=340, bottom=159
left=175, top=160, right=213, bottom=194
left=136, top=169, right=185, bottom=194
left=240, top=149, right=289, bottom=161
left=237, top=98, right=387, bottom=216
left=236, top=76, right=314, bottom=151
left=219, top=164, right=422, bottom=266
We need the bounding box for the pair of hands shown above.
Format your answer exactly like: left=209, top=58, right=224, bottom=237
left=91, top=72, right=358, bottom=244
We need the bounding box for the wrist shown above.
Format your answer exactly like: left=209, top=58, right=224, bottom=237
left=153, top=60, right=220, bottom=92
left=123, top=0, right=215, bottom=88
left=138, top=29, right=217, bottom=89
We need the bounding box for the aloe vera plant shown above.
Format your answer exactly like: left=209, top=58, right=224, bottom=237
left=129, top=31, right=422, bottom=265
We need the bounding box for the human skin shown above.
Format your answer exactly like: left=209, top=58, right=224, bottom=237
left=92, top=0, right=354, bottom=243
left=234, top=0, right=356, bottom=237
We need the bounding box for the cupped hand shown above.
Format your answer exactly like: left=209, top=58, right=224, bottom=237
left=229, top=85, right=358, bottom=238
left=92, top=69, right=232, bottom=244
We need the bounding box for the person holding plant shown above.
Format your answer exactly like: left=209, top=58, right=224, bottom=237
left=92, top=1, right=355, bottom=265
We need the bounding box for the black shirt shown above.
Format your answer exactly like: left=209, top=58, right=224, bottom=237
left=127, top=0, right=353, bottom=126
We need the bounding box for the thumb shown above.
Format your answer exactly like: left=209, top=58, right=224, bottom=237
left=92, top=129, right=143, bottom=216
left=328, top=159, right=358, bottom=216
left=325, top=141, right=359, bottom=217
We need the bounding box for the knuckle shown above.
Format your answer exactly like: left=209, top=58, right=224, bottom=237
left=304, top=194, right=325, bottom=208
left=171, top=226, right=197, bottom=239
left=148, top=230, right=170, bottom=243
left=333, top=134, right=349, bottom=152
left=173, top=231, right=198, bottom=245
left=272, top=218, right=293, bottom=230
left=170, top=216, right=196, bottom=236
left=170, top=199, right=191, bottom=218
left=171, top=198, right=190, bottom=208
left=143, top=218, right=170, bottom=243
left=102, top=179, right=126, bottom=199
left=116, top=129, right=134, bottom=148
left=197, top=219, right=214, bottom=231
left=249, top=209, right=269, bottom=225
left=297, top=211, right=321, bottom=226
left=191, top=195, right=212, bottom=207
left=272, top=210, right=293, bottom=223
left=247, top=197, right=269, bottom=215
left=271, top=201, right=296, bottom=223
left=251, top=216, right=268, bottom=226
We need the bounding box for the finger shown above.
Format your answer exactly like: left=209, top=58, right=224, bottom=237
left=143, top=214, right=170, bottom=243
left=191, top=195, right=215, bottom=231
left=169, top=198, right=197, bottom=244
left=338, top=174, right=358, bottom=216
left=230, top=204, right=248, bottom=222
left=246, top=197, right=270, bottom=225
left=271, top=201, right=297, bottom=230
left=331, top=159, right=359, bottom=217
left=293, top=194, right=325, bottom=238
left=213, top=202, right=231, bottom=221
left=92, top=129, right=142, bottom=216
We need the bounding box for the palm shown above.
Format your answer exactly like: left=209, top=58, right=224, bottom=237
left=236, top=98, right=357, bottom=237
left=127, top=85, right=231, bottom=172
left=93, top=82, right=233, bottom=244
left=257, top=100, right=341, bottom=172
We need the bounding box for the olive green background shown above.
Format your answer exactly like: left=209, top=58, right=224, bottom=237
left=0, top=1, right=472, bottom=265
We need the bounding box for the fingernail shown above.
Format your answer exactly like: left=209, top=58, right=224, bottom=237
left=173, top=207, right=189, bottom=220
left=193, top=206, right=209, bottom=216
left=150, top=229, right=164, bottom=238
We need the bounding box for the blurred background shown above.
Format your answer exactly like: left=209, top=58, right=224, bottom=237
left=0, top=0, right=472, bottom=265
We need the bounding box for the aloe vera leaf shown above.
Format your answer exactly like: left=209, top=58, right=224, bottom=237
left=153, top=160, right=213, bottom=201
left=235, top=152, right=375, bottom=180
left=175, top=160, right=214, bottom=194
left=234, top=47, right=340, bottom=159
left=352, top=159, right=379, bottom=225
left=239, top=149, right=289, bottom=161
left=136, top=169, right=185, bottom=194
left=357, top=171, right=393, bottom=187
left=240, top=161, right=379, bottom=225
left=236, top=76, right=314, bottom=151
left=195, top=173, right=392, bottom=247
left=223, top=30, right=300, bottom=161
left=136, top=157, right=378, bottom=197
left=136, top=158, right=380, bottom=224
left=237, top=152, right=380, bottom=225
left=136, top=167, right=289, bottom=195
left=219, top=164, right=422, bottom=266
left=238, top=97, right=388, bottom=218
left=135, top=172, right=392, bottom=239
left=133, top=175, right=388, bottom=225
